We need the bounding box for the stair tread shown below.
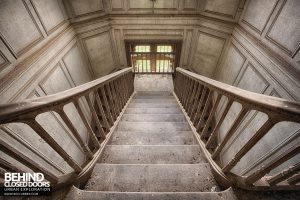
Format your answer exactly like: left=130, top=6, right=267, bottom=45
left=99, top=145, right=206, bottom=164
left=85, top=164, right=219, bottom=192
left=117, top=122, right=191, bottom=132
left=128, top=102, right=179, bottom=108
left=66, top=186, right=236, bottom=200
left=121, top=114, right=186, bottom=122
left=136, top=91, right=173, bottom=96
left=125, top=107, right=182, bottom=114
left=109, top=131, right=197, bottom=145
left=131, top=99, right=177, bottom=103
left=134, top=95, right=174, bottom=99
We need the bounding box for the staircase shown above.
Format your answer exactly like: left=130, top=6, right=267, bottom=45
left=65, top=91, right=236, bottom=199
left=1, top=68, right=299, bottom=199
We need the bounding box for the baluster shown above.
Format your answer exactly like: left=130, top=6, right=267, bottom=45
left=189, top=84, right=203, bottom=118
left=196, top=89, right=213, bottom=131
left=131, top=72, right=134, bottom=94
left=179, top=74, right=185, bottom=102
left=176, top=73, right=183, bottom=100
left=180, top=76, right=188, bottom=104
left=105, top=83, right=117, bottom=120
left=0, top=138, right=58, bottom=183
left=85, top=94, right=106, bottom=139
left=108, top=82, right=120, bottom=115
left=100, top=87, right=114, bottom=125
left=287, top=173, right=300, bottom=185
left=110, top=81, right=121, bottom=114
left=200, top=93, right=222, bottom=139
left=123, top=74, right=130, bottom=102
left=192, top=87, right=208, bottom=123
left=26, top=120, right=82, bottom=173
left=206, top=99, right=233, bottom=148
left=117, top=77, right=126, bottom=107
left=212, top=108, right=248, bottom=159
left=95, top=92, right=110, bottom=131
left=120, top=75, right=128, bottom=101
left=121, top=76, right=128, bottom=105
left=56, top=109, right=94, bottom=160
left=187, top=82, right=199, bottom=116
left=267, top=162, right=300, bottom=185
left=182, top=78, right=191, bottom=108
left=113, top=79, right=123, bottom=112
left=73, top=101, right=100, bottom=149
left=184, top=80, right=196, bottom=110
left=245, top=143, right=300, bottom=185
left=222, top=119, right=275, bottom=172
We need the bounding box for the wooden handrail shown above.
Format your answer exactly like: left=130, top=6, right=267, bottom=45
left=176, top=68, right=300, bottom=122
left=174, top=67, right=300, bottom=190
left=0, top=68, right=132, bottom=124
left=0, top=67, right=134, bottom=187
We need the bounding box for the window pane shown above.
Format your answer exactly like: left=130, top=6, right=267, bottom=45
left=134, top=45, right=150, bottom=52
left=157, top=45, right=172, bottom=52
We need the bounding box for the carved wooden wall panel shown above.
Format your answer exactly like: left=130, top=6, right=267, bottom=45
left=0, top=0, right=43, bottom=57
left=241, top=0, right=278, bottom=34
left=111, top=0, right=125, bottom=11
left=192, top=32, right=225, bottom=78
left=62, top=44, right=92, bottom=86
left=31, top=0, right=66, bottom=34
left=204, top=0, right=241, bottom=20
left=82, top=31, right=115, bottom=78
left=68, top=0, right=104, bottom=17
left=216, top=44, right=246, bottom=85
left=266, top=0, right=300, bottom=57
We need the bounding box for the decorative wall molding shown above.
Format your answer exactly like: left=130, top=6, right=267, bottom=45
left=0, top=50, right=10, bottom=71
left=0, top=0, right=45, bottom=58
left=231, top=30, right=299, bottom=101
left=204, top=0, right=241, bottom=20
left=0, top=30, right=76, bottom=103
left=265, top=0, right=300, bottom=58
left=30, top=0, right=67, bottom=35
left=241, top=0, right=279, bottom=35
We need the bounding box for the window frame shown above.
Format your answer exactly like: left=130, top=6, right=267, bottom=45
left=125, top=40, right=182, bottom=74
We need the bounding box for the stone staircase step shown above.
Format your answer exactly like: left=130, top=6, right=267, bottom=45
left=121, top=114, right=186, bottom=122
left=134, top=95, right=174, bottom=99
left=131, top=99, right=177, bottom=104
left=136, top=91, right=173, bottom=96
left=85, top=164, right=219, bottom=192
left=125, top=107, right=182, bottom=114
left=109, top=131, right=196, bottom=145
left=117, top=122, right=190, bottom=132
left=99, top=145, right=205, bottom=164
left=65, top=187, right=237, bottom=200
left=128, top=102, right=179, bottom=108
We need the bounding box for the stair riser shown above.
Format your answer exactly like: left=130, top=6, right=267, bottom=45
left=131, top=99, right=177, bottom=104
left=86, top=164, right=218, bottom=192
left=109, top=131, right=197, bottom=145
left=121, top=114, right=186, bottom=122
left=117, top=122, right=191, bottom=132
left=128, top=103, right=179, bottom=108
left=99, top=145, right=204, bottom=164
left=125, top=108, right=182, bottom=114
